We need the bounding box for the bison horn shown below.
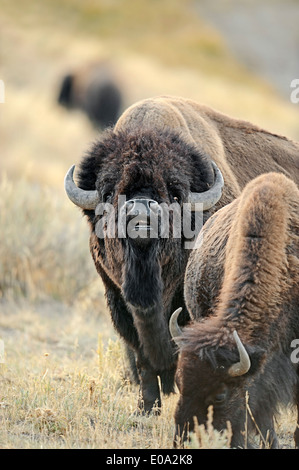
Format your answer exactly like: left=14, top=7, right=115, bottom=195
left=64, top=165, right=100, bottom=210
left=188, top=161, right=224, bottom=211
left=65, top=160, right=223, bottom=211
left=169, top=307, right=183, bottom=346
left=228, top=330, right=251, bottom=377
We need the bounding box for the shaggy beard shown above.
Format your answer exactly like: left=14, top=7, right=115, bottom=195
left=122, top=240, right=163, bottom=309
left=121, top=240, right=177, bottom=370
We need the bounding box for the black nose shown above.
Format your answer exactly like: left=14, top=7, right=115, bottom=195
left=123, top=198, right=160, bottom=244
left=125, top=198, right=159, bottom=220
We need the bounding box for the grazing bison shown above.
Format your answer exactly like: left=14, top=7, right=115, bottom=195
left=64, top=95, right=299, bottom=414
left=58, top=61, right=122, bottom=129
left=170, top=172, right=299, bottom=448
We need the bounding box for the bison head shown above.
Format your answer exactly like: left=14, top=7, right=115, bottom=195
left=169, top=308, right=297, bottom=448
left=65, top=129, right=224, bottom=212
left=65, top=129, right=223, bottom=310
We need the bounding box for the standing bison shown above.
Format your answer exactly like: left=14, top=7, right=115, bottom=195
left=64, top=95, right=299, bottom=414
left=58, top=61, right=122, bottom=129
left=170, top=172, right=299, bottom=448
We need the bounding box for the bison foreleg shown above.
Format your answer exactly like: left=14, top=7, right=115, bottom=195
left=259, top=418, right=279, bottom=449
left=132, top=305, right=176, bottom=371
left=136, top=353, right=161, bottom=415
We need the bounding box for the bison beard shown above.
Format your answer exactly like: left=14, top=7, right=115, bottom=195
left=122, top=240, right=176, bottom=372
left=122, top=242, right=162, bottom=310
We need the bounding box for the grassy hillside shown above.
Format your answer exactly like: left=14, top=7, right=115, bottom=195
left=0, top=0, right=298, bottom=449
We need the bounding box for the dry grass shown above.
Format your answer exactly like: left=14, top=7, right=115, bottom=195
left=189, top=407, right=233, bottom=449
left=0, top=176, right=98, bottom=302
left=0, top=301, right=179, bottom=448
left=0, top=0, right=298, bottom=449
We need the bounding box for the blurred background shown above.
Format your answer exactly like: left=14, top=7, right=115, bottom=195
left=1, top=1, right=298, bottom=448
left=0, top=0, right=298, bottom=315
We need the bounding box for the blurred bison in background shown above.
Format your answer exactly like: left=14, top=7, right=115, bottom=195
left=170, top=172, right=299, bottom=448
left=58, top=60, right=123, bottom=129
left=64, top=95, right=299, bottom=416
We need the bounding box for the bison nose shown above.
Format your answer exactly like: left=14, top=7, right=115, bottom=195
left=124, top=198, right=160, bottom=244
left=125, top=198, right=159, bottom=219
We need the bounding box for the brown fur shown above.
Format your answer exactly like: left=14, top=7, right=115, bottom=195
left=175, top=172, right=299, bottom=448
left=116, top=96, right=299, bottom=205
left=58, top=60, right=122, bottom=128
left=77, top=95, right=299, bottom=416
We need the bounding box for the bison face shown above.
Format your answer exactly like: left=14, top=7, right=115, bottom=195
left=65, top=129, right=223, bottom=309
left=174, top=345, right=269, bottom=448
left=174, top=349, right=250, bottom=447
left=170, top=312, right=268, bottom=447
left=173, top=342, right=299, bottom=449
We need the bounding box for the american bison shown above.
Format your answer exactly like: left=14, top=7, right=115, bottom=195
left=64, top=95, right=299, bottom=414
left=170, top=172, right=299, bottom=448
left=58, top=61, right=122, bottom=129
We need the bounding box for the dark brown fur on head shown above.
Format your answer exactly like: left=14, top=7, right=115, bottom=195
left=78, top=128, right=215, bottom=303
left=78, top=128, right=214, bottom=207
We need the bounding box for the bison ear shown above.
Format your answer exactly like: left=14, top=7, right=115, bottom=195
left=77, top=130, right=117, bottom=194
left=58, top=74, right=74, bottom=106
left=77, top=154, right=99, bottom=192
left=189, top=150, right=215, bottom=193
left=244, top=345, right=267, bottom=377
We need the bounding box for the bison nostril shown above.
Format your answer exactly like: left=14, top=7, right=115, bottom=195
left=125, top=199, right=159, bottom=219
left=149, top=200, right=160, bottom=213
left=125, top=200, right=135, bottom=215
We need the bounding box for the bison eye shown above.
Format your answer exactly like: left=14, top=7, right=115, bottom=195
left=102, top=190, right=114, bottom=203
left=213, top=390, right=227, bottom=405
left=171, top=193, right=182, bottom=204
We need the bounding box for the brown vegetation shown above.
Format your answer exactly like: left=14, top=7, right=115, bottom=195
left=1, top=0, right=298, bottom=448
